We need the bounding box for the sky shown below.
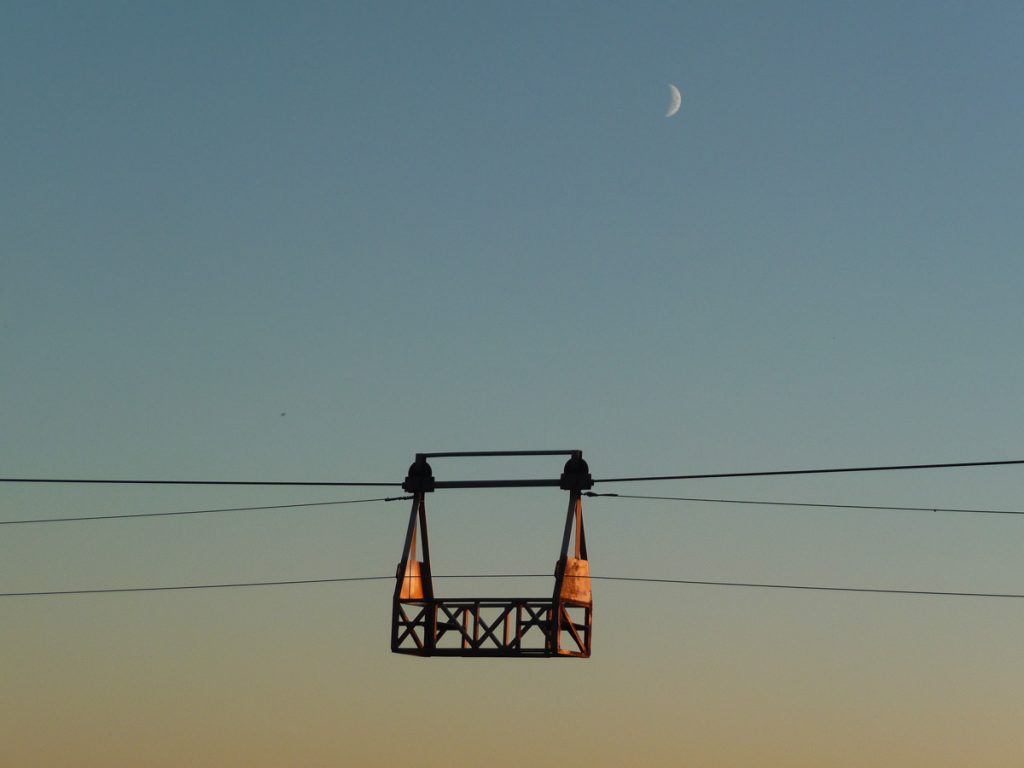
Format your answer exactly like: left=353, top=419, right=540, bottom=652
left=2, top=1, right=1024, bottom=765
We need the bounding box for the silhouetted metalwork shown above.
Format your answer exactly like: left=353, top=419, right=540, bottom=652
left=392, top=451, right=593, bottom=658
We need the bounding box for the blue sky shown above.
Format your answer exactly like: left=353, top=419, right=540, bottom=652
left=3, top=2, right=1024, bottom=765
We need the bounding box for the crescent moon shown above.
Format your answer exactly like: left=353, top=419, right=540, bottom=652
left=666, top=84, right=682, bottom=118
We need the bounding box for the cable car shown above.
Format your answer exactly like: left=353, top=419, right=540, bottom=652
left=392, top=450, right=593, bottom=658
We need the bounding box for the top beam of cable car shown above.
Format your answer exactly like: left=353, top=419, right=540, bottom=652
left=402, top=450, right=593, bottom=493
left=416, top=450, right=582, bottom=458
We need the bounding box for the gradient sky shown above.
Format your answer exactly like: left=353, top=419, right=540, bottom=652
left=3, top=2, right=1024, bottom=765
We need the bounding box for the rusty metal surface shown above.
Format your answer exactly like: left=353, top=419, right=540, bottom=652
left=398, top=559, right=425, bottom=600
left=559, top=557, right=592, bottom=605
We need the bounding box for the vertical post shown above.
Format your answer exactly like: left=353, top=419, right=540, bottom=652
left=392, top=495, right=419, bottom=652
left=416, top=495, right=436, bottom=652
left=394, top=496, right=420, bottom=600
left=414, top=497, right=434, bottom=599
left=551, top=490, right=580, bottom=654
left=392, top=493, right=436, bottom=654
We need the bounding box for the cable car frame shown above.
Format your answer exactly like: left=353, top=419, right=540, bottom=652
left=392, top=450, right=593, bottom=658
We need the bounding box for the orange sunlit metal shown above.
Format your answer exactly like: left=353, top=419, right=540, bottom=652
left=392, top=451, right=593, bottom=658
